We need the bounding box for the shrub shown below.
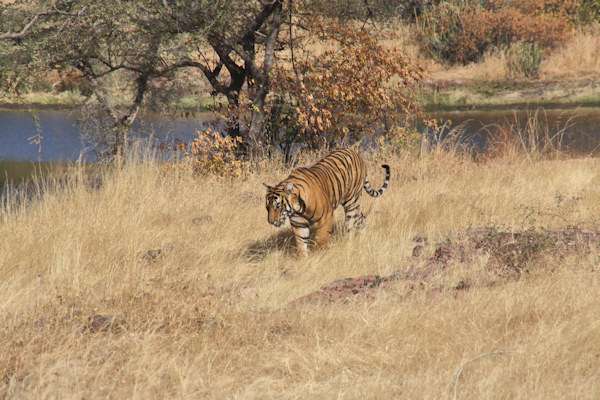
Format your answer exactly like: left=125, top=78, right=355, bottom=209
left=574, top=0, right=600, bottom=24
left=163, top=129, right=249, bottom=178
left=506, top=41, right=544, bottom=78
left=271, top=13, right=428, bottom=152
left=414, top=1, right=463, bottom=62
left=416, top=0, right=571, bottom=64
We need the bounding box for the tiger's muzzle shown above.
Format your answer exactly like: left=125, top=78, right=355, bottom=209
left=268, top=209, right=289, bottom=228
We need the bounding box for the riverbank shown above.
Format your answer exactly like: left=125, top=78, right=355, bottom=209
left=4, top=75, right=600, bottom=114
left=0, top=89, right=220, bottom=111
left=421, top=78, right=600, bottom=111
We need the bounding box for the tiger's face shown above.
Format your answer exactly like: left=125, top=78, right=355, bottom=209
left=263, top=182, right=296, bottom=228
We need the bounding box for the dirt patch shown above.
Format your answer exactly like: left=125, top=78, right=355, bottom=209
left=291, top=227, right=600, bottom=304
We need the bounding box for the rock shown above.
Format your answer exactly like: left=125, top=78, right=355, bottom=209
left=289, top=227, right=600, bottom=304
left=412, top=244, right=426, bottom=257
left=141, top=243, right=177, bottom=263
left=192, top=215, right=213, bottom=225
left=433, top=244, right=454, bottom=264
left=142, top=249, right=163, bottom=262
left=413, top=232, right=429, bottom=243
left=86, top=314, right=124, bottom=333
left=291, top=274, right=398, bottom=304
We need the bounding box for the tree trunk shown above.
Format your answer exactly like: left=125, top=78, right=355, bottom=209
left=248, top=86, right=268, bottom=157
left=247, top=1, right=282, bottom=157
left=113, top=125, right=127, bottom=158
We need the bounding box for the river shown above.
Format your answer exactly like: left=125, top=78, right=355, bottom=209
left=430, top=106, right=600, bottom=153
left=1, top=105, right=600, bottom=186
left=0, top=106, right=214, bottom=186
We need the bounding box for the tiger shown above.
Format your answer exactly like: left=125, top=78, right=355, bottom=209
left=263, top=148, right=390, bottom=257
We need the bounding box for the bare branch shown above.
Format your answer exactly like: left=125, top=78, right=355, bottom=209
left=0, top=7, right=87, bottom=41
left=161, top=0, right=174, bottom=15
left=0, top=12, right=47, bottom=40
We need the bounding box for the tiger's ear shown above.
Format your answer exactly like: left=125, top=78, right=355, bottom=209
left=262, top=183, right=271, bottom=191
left=285, top=182, right=294, bottom=195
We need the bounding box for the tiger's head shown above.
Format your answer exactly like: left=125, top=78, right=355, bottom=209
left=263, top=182, right=302, bottom=228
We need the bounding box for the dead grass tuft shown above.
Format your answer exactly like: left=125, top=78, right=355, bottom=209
left=541, top=26, right=600, bottom=79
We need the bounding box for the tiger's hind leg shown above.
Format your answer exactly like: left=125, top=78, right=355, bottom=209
left=343, top=201, right=366, bottom=232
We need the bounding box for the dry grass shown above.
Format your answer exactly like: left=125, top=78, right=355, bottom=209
left=2, top=147, right=600, bottom=399
left=540, top=26, right=600, bottom=80
left=427, top=48, right=508, bottom=82
left=428, top=25, right=600, bottom=83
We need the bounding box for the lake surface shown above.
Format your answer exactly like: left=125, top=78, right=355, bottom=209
left=1, top=105, right=600, bottom=185
left=0, top=106, right=213, bottom=163
left=430, top=106, right=600, bottom=153
left=0, top=106, right=215, bottom=185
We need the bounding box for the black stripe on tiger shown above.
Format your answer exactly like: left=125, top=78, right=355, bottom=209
left=263, top=148, right=390, bottom=257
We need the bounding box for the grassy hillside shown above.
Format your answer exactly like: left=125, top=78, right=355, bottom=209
left=2, top=147, right=600, bottom=398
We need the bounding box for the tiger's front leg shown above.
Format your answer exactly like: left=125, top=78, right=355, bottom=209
left=291, top=224, right=310, bottom=257
left=314, top=217, right=334, bottom=249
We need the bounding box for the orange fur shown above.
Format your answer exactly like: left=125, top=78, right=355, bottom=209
left=264, top=149, right=389, bottom=257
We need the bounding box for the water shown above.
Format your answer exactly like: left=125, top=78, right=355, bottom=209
left=429, top=106, right=600, bottom=154
left=0, top=106, right=212, bottom=162
left=0, top=106, right=213, bottom=185
left=2, top=105, right=600, bottom=186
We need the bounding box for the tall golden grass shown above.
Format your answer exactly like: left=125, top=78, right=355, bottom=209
left=541, top=25, right=600, bottom=79
left=2, top=140, right=600, bottom=398
left=428, top=25, right=600, bottom=82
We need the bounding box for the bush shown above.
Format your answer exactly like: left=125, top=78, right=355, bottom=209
left=506, top=41, right=544, bottom=78
left=163, top=129, right=249, bottom=178
left=270, top=11, right=428, bottom=153
left=416, top=0, right=571, bottom=64
left=574, top=0, right=600, bottom=24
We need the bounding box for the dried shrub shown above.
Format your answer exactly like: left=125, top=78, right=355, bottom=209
left=164, top=129, right=249, bottom=178
left=417, top=0, right=572, bottom=64
left=506, top=41, right=544, bottom=78
left=270, top=9, right=429, bottom=153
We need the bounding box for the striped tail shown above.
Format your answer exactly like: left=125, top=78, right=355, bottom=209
left=364, top=164, right=390, bottom=197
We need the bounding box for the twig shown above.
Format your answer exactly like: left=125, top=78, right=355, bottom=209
left=453, top=350, right=521, bottom=400
left=0, top=7, right=86, bottom=40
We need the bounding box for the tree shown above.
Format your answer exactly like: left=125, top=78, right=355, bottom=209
left=1, top=0, right=285, bottom=158
left=1, top=0, right=427, bottom=160
left=160, top=0, right=284, bottom=156
left=1, top=1, right=179, bottom=157
left=265, top=1, right=427, bottom=160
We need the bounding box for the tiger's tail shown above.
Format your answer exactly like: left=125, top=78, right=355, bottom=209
left=363, top=164, right=390, bottom=197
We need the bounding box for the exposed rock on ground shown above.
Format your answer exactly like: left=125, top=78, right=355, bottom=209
left=291, top=227, right=600, bottom=304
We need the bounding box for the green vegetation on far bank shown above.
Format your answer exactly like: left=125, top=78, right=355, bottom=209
left=4, top=78, right=600, bottom=113
left=420, top=78, right=600, bottom=111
